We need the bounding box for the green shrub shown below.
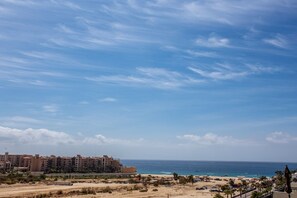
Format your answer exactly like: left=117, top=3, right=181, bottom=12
left=101, top=186, right=112, bottom=193
left=57, top=190, right=63, bottom=195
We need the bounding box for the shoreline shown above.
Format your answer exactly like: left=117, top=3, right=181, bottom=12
left=137, top=172, right=268, bottom=179
left=141, top=173, right=255, bottom=179
left=121, top=160, right=297, bottom=178
left=123, top=159, right=297, bottom=164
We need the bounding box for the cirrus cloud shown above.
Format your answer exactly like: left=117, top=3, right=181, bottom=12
left=43, top=104, right=59, bottom=113
left=99, top=97, right=117, bottom=102
left=177, top=133, right=247, bottom=145
left=86, top=67, right=202, bottom=90
left=83, top=134, right=144, bottom=146
left=263, top=35, right=289, bottom=49
left=195, top=35, right=230, bottom=48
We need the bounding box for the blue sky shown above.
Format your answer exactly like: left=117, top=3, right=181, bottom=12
left=0, top=0, right=297, bottom=162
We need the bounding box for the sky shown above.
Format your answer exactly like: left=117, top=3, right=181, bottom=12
left=0, top=0, right=297, bottom=162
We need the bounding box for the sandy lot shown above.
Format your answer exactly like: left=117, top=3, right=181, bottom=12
left=0, top=175, right=245, bottom=198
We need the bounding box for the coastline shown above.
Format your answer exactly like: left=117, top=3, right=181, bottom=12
left=122, top=159, right=297, bottom=178
left=141, top=174, right=254, bottom=180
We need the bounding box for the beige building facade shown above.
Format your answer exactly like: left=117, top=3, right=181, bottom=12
left=0, top=152, right=123, bottom=173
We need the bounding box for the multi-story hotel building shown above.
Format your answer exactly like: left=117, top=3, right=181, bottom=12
left=0, top=152, right=123, bottom=173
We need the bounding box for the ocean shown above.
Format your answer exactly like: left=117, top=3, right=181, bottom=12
left=122, top=160, right=297, bottom=178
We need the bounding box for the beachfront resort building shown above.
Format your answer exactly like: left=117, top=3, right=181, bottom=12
left=0, top=152, right=125, bottom=173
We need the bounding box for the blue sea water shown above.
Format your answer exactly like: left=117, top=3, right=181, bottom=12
left=122, top=160, right=297, bottom=178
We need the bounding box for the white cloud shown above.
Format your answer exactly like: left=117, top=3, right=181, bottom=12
left=188, top=62, right=280, bottom=81
left=62, top=1, right=83, bottom=10
left=266, top=132, right=297, bottom=144
left=0, top=125, right=144, bottom=146
left=21, top=51, right=59, bottom=59
left=56, top=24, right=76, bottom=34
left=181, top=0, right=295, bottom=25
left=0, top=116, right=42, bottom=128
left=82, top=134, right=143, bottom=145
left=2, top=0, right=38, bottom=6
left=186, top=50, right=218, bottom=58
left=48, top=14, right=160, bottom=50
left=136, top=67, right=182, bottom=79
left=0, top=126, right=74, bottom=145
left=177, top=133, right=245, bottom=145
left=188, top=66, right=248, bottom=80
left=263, top=35, right=288, bottom=49
left=245, top=64, right=280, bottom=73
left=196, top=35, right=230, bottom=48
left=79, top=101, right=89, bottom=105
left=99, top=97, right=117, bottom=102
left=83, top=134, right=111, bottom=144
left=43, top=104, right=58, bottom=113
left=86, top=67, right=202, bottom=90
left=161, top=46, right=218, bottom=58
left=1, top=116, right=41, bottom=124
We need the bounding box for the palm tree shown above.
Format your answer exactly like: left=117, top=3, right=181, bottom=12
left=173, top=172, right=179, bottom=181
left=251, top=191, right=261, bottom=198
left=213, top=193, right=224, bottom=198
left=240, top=180, right=248, bottom=198
left=228, top=179, right=235, bottom=187
left=237, top=184, right=243, bottom=198
left=222, top=185, right=232, bottom=198
left=187, top=175, right=194, bottom=185
left=231, top=189, right=236, bottom=198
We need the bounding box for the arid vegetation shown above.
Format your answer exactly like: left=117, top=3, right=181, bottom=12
left=0, top=170, right=296, bottom=198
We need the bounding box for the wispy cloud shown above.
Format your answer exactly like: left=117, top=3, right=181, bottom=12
left=47, top=14, right=161, bottom=50
left=161, top=46, right=218, bottom=59
left=3, top=78, right=51, bottom=87
left=185, top=50, right=218, bottom=58
left=62, top=1, right=84, bottom=10
left=47, top=0, right=291, bottom=51
left=266, top=132, right=297, bottom=144
left=2, top=0, right=39, bottom=6
left=181, top=0, right=296, bottom=25
left=83, top=134, right=144, bottom=146
left=177, top=133, right=247, bottom=145
left=263, top=34, right=289, bottom=49
left=86, top=67, right=202, bottom=90
left=1, top=116, right=41, bottom=124
left=43, top=104, right=59, bottom=113
left=21, top=51, right=60, bottom=59
left=188, top=63, right=280, bottom=80
left=0, top=52, right=71, bottom=87
left=99, top=97, right=117, bottom=103
left=86, top=63, right=280, bottom=88
left=0, top=116, right=42, bottom=128
left=79, top=101, right=89, bottom=105
left=245, top=64, right=280, bottom=73
left=195, top=35, right=230, bottom=48
left=189, top=66, right=248, bottom=80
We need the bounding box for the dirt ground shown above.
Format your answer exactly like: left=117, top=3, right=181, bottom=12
left=0, top=175, right=245, bottom=198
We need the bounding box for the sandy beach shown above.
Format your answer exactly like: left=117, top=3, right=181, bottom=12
left=0, top=174, right=250, bottom=198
